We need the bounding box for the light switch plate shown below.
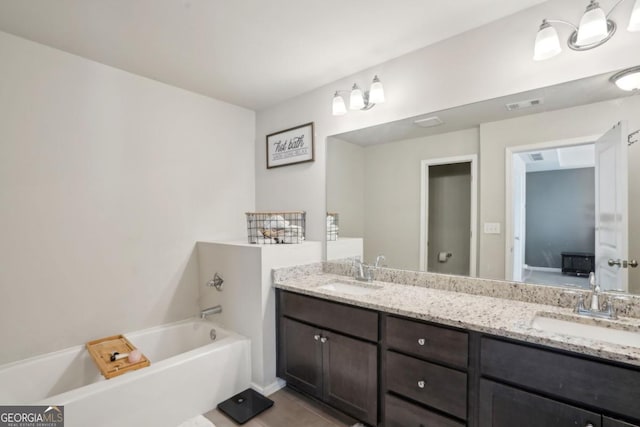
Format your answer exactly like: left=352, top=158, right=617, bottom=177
left=484, top=222, right=501, bottom=234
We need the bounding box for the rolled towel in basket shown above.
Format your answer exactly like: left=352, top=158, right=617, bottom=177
left=263, top=215, right=288, bottom=229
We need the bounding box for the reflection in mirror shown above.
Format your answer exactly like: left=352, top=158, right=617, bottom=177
left=326, top=68, right=640, bottom=294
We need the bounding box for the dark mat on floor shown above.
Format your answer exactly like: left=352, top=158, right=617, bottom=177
left=217, top=388, right=274, bottom=425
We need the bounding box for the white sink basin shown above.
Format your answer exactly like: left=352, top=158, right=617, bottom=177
left=531, top=314, right=640, bottom=348
left=317, top=281, right=382, bottom=296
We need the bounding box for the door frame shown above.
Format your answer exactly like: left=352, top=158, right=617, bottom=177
left=504, top=135, right=599, bottom=281
left=419, top=154, right=478, bottom=276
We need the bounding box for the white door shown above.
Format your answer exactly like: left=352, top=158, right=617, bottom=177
left=595, top=121, right=629, bottom=291
left=511, top=155, right=527, bottom=282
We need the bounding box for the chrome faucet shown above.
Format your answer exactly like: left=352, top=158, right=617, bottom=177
left=353, top=255, right=385, bottom=282
left=572, top=272, right=626, bottom=320
left=200, top=305, right=222, bottom=319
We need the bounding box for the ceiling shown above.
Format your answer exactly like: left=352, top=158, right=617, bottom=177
left=0, top=0, right=546, bottom=111
left=332, top=70, right=633, bottom=146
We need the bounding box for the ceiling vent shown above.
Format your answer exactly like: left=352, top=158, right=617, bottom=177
left=505, top=97, right=544, bottom=111
left=413, top=116, right=443, bottom=128
left=528, top=152, right=544, bottom=161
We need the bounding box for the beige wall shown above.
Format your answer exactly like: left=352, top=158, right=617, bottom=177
left=479, top=96, right=640, bottom=290
left=0, top=32, right=255, bottom=364
left=326, top=137, right=365, bottom=238
left=364, top=128, right=479, bottom=270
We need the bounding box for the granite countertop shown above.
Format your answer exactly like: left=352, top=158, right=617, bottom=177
left=274, top=271, right=640, bottom=367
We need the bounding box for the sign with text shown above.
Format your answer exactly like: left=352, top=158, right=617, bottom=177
left=1, top=406, right=64, bottom=427
left=266, top=122, right=314, bottom=169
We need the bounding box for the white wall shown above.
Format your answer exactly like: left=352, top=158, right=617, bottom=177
left=0, top=31, right=255, bottom=364
left=197, top=241, right=322, bottom=393
left=255, top=0, right=640, bottom=250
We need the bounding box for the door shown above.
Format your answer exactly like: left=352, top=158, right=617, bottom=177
left=595, top=121, right=629, bottom=291
left=322, top=330, right=377, bottom=426
left=479, top=380, right=601, bottom=427
left=511, top=154, right=527, bottom=282
left=281, top=317, right=323, bottom=398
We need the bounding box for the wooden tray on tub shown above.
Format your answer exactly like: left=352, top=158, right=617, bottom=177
left=86, top=335, right=150, bottom=379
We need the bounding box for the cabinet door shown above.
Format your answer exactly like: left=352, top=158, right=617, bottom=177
left=479, top=380, right=601, bottom=427
left=322, top=330, right=378, bottom=426
left=604, top=417, right=640, bottom=427
left=281, top=317, right=323, bottom=398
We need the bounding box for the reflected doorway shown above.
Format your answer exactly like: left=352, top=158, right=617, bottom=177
left=420, top=155, right=477, bottom=276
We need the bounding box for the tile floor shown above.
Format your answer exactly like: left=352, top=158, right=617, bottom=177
left=204, top=387, right=356, bottom=427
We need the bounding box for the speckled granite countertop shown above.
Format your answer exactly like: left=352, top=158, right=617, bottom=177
left=273, top=268, right=640, bottom=367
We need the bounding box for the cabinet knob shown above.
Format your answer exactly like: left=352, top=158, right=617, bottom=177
left=417, top=380, right=426, bottom=389
left=313, top=334, right=320, bottom=341
left=417, top=338, right=426, bottom=346
left=584, top=424, right=594, bottom=427
left=320, top=337, right=328, bottom=343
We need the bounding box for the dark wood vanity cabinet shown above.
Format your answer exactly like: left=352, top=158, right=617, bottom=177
left=383, top=315, right=469, bottom=426
left=277, top=289, right=640, bottom=427
left=479, top=337, right=640, bottom=427
left=277, top=291, right=378, bottom=425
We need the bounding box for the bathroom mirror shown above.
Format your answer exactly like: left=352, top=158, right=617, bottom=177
left=326, top=67, right=640, bottom=294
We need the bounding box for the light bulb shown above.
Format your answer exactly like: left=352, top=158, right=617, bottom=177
left=533, top=21, right=561, bottom=61
left=576, top=1, right=608, bottom=46
left=332, top=92, right=346, bottom=115
left=350, top=84, right=365, bottom=110
left=369, top=76, right=385, bottom=104
left=613, top=68, right=640, bottom=91
left=629, top=0, right=640, bottom=31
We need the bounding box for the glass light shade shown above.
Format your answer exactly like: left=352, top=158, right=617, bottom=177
left=613, top=70, right=640, bottom=91
left=350, top=84, right=365, bottom=110
left=332, top=92, right=346, bottom=115
left=533, top=22, right=561, bottom=61
left=369, top=76, right=385, bottom=104
left=629, top=0, right=640, bottom=31
left=576, top=2, right=608, bottom=46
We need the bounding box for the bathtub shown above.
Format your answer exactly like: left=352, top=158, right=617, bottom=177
left=0, top=319, right=251, bottom=427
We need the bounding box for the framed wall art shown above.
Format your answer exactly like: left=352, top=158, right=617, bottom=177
left=266, top=122, right=314, bottom=169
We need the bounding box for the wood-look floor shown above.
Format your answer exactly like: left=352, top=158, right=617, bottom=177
left=204, top=387, right=356, bottom=427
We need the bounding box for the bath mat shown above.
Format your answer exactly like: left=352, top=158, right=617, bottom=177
left=176, top=415, right=214, bottom=427
left=217, top=388, right=274, bottom=425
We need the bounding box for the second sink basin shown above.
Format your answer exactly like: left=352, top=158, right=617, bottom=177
left=531, top=313, right=640, bottom=348
left=317, top=281, right=382, bottom=296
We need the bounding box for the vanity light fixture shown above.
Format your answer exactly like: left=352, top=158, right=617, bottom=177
left=611, top=66, right=640, bottom=91
left=332, top=75, right=385, bottom=116
left=533, top=0, right=640, bottom=61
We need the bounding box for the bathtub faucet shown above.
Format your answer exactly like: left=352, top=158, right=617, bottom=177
left=200, top=305, right=222, bottom=319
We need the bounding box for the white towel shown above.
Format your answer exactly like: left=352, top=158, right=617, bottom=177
left=263, top=215, right=288, bottom=229
left=177, top=415, right=214, bottom=427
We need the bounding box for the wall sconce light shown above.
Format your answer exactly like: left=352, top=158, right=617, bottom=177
left=611, top=66, right=640, bottom=91
left=533, top=0, right=640, bottom=61
left=332, top=75, right=385, bottom=116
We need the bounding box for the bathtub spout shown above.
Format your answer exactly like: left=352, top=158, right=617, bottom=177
left=200, top=305, right=222, bottom=319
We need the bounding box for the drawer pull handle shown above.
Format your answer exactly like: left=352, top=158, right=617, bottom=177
left=417, top=338, right=426, bottom=346
left=417, top=380, right=426, bottom=389
left=320, top=337, right=328, bottom=343
left=584, top=424, right=594, bottom=427
left=313, top=334, right=320, bottom=341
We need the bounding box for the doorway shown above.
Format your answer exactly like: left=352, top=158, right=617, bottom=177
left=420, top=155, right=477, bottom=276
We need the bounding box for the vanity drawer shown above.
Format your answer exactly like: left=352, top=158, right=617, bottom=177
left=386, top=315, right=468, bottom=368
left=386, top=350, right=467, bottom=419
left=385, top=394, right=465, bottom=427
left=481, top=337, right=640, bottom=420
left=280, top=291, right=378, bottom=342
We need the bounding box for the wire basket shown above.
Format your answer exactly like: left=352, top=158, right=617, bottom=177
left=246, top=211, right=306, bottom=244
left=326, top=212, right=339, bottom=241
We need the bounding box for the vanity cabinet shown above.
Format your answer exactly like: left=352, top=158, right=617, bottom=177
left=383, top=315, right=469, bottom=426
left=480, top=337, right=640, bottom=426
left=277, top=291, right=378, bottom=425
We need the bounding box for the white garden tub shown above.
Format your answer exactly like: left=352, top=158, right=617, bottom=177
left=0, top=319, right=251, bottom=427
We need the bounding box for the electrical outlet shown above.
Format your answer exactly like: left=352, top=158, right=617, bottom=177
left=484, top=222, right=501, bottom=234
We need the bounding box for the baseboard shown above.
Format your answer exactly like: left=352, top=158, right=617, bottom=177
left=250, top=378, right=286, bottom=396
left=526, top=266, right=561, bottom=273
